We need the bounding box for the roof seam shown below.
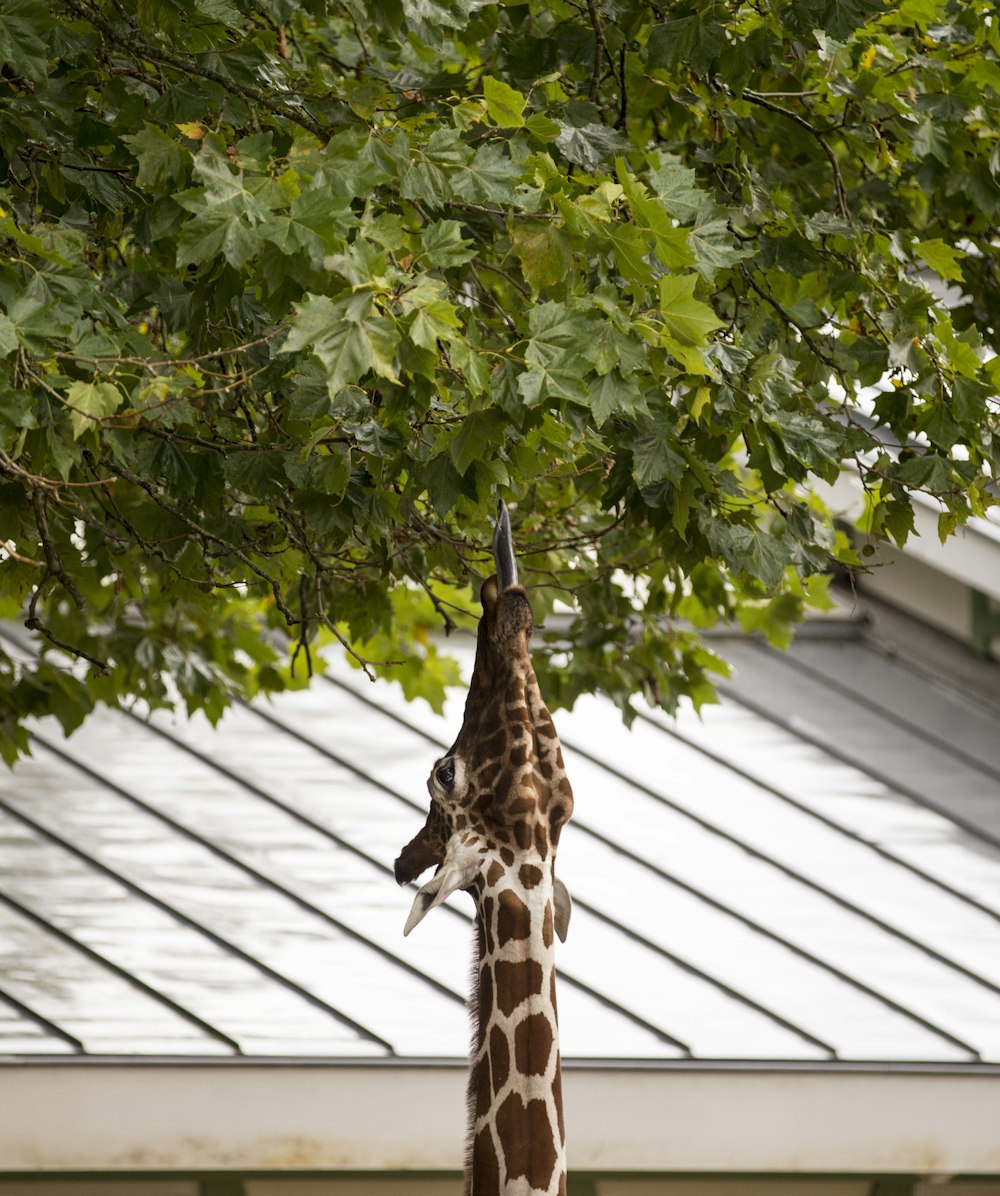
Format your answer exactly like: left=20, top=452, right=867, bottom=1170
left=0, top=984, right=84, bottom=1054
left=639, top=710, right=1000, bottom=926
left=16, top=736, right=396, bottom=1055
left=717, top=679, right=1000, bottom=855
left=0, top=882, right=240, bottom=1055
left=562, top=731, right=1000, bottom=1012
left=746, top=637, right=1000, bottom=785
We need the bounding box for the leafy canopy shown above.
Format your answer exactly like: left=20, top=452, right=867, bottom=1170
left=1, top=0, right=998, bottom=761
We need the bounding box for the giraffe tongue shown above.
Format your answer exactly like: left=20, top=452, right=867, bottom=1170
left=492, top=500, right=518, bottom=593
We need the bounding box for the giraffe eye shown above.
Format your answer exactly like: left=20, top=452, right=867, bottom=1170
left=435, top=758, right=456, bottom=790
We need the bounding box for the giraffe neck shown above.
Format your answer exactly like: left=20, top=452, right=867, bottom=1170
left=467, top=855, right=566, bottom=1196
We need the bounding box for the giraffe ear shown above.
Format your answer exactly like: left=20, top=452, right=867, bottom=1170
left=553, top=876, right=572, bottom=943
left=403, top=835, right=482, bottom=936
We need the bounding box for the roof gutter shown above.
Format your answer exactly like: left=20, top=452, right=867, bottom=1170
left=1, top=1059, right=998, bottom=1176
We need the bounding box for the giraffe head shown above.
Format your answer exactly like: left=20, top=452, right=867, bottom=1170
left=395, top=501, right=573, bottom=936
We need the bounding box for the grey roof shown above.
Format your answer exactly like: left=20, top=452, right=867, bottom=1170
left=1, top=599, right=1000, bottom=1067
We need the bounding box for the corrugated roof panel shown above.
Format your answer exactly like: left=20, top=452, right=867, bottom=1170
left=0, top=995, right=76, bottom=1055
left=782, top=636, right=1000, bottom=777
left=0, top=775, right=380, bottom=1057
left=557, top=905, right=829, bottom=1060
left=0, top=831, right=229, bottom=1055
left=562, top=824, right=969, bottom=1061
left=661, top=699, right=1000, bottom=917
left=719, top=638, right=1000, bottom=837
left=325, top=648, right=1000, bottom=1062
left=2, top=619, right=998, bottom=1066
left=132, top=703, right=679, bottom=1059
left=558, top=696, right=1000, bottom=1059
left=4, top=735, right=458, bottom=1057
left=569, top=690, right=1000, bottom=966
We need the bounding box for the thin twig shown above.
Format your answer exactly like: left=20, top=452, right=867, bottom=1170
left=743, top=91, right=849, bottom=218
left=311, top=571, right=404, bottom=680
left=24, top=600, right=111, bottom=675
left=585, top=0, right=608, bottom=104
left=102, top=458, right=300, bottom=625
left=60, top=0, right=327, bottom=141
left=30, top=489, right=85, bottom=611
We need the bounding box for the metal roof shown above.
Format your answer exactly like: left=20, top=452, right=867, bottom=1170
left=1, top=601, right=1000, bottom=1070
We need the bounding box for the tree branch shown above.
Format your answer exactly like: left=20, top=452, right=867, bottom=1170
left=743, top=90, right=849, bottom=219
left=60, top=0, right=327, bottom=142
left=30, top=489, right=85, bottom=612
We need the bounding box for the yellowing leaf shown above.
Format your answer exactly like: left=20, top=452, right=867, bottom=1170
left=689, top=386, right=712, bottom=423
left=176, top=122, right=208, bottom=140
left=511, top=221, right=572, bottom=293
left=658, top=273, right=723, bottom=347
left=483, top=76, right=526, bottom=128
left=66, top=379, right=124, bottom=438
left=914, top=238, right=965, bottom=282
left=860, top=44, right=876, bottom=70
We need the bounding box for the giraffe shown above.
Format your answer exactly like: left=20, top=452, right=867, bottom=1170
left=395, top=501, right=574, bottom=1196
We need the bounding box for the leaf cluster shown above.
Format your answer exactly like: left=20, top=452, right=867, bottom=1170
left=0, top=0, right=998, bottom=757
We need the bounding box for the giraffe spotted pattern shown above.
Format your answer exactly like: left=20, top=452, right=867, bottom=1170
left=395, top=508, right=573, bottom=1196
left=469, top=862, right=565, bottom=1196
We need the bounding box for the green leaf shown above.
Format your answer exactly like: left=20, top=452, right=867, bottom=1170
left=121, top=124, right=187, bottom=191
left=524, top=113, right=561, bottom=142
left=631, top=416, right=686, bottom=487
left=688, top=210, right=746, bottom=280
left=658, top=274, right=723, bottom=347
left=647, top=14, right=726, bottom=74
left=0, top=0, right=51, bottom=82
left=588, top=371, right=647, bottom=423
left=222, top=449, right=290, bottom=499
left=422, top=452, right=465, bottom=515
left=483, top=75, right=526, bottom=127
left=450, top=142, right=520, bottom=203
left=701, top=516, right=790, bottom=589
left=555, top=122, right=629, bottom=172
left=449, top=409, right=507, bottom=475
left=914, top=238, right=965, bottom=282
left=616, top=160, right=695, bottom=270
left=647, top=154, right=703, bottom=223
left=176, top=206, right=259, bottom=268
left=893, top=452, right=954, bottom=492
left=510, top=222, right=573, bottom=292
left=66, top=380, right=124, bottom=439
left=521, top=302, right=601, bottom=404
left=408, top=298, right=463, bottom=352
left=418, top=219, right=478, bottom=267
left=281, top=293, right=400, bottom=395
left=606, top=224, right=655, bottom=289
left=0, top=313, right=17, bottom=358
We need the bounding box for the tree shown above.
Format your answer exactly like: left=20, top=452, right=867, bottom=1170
left=0, top=0, right=997, bottom=762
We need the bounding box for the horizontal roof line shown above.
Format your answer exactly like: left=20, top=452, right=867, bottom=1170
left=3, top=1055, right=1000, bottom=1076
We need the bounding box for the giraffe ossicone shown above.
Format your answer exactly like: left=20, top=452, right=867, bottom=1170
left=395, top=500, right=574, bottom=1196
